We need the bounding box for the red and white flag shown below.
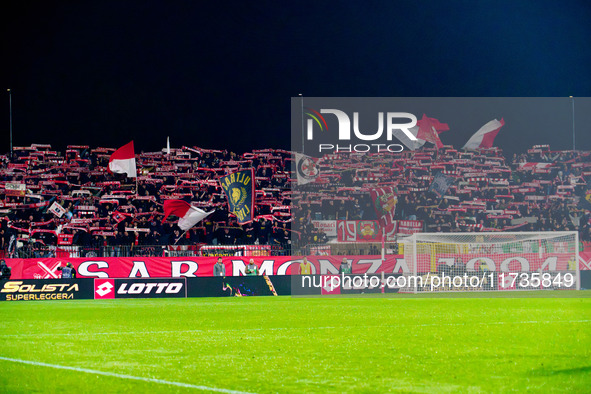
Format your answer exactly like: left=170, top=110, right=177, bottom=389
left=109, top=141, right=137, bottom=178
left=392, top=125, right=425, bottom=151
left=295, top=153, right=320, bottom=185
left=416, top=114, right=449, bottom=149
left=463, top=118, right=505, bottom=150
left=162, top=200, right=214, bottom=231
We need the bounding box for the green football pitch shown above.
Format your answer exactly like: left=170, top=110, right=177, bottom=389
left=1, top=292, right=590, bottom=393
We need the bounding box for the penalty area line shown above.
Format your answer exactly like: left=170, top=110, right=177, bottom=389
left=0, top=356, right=256, bottom=394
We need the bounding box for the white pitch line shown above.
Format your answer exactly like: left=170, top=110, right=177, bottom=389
left=0, top=356, right=256, bottom=394
left=0, top=320, right=589, bottom=339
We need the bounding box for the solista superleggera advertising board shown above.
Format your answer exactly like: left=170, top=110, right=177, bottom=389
left=0, top=279, right=95, bottom=301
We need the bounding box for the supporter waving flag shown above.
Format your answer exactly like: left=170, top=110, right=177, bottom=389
left=220, top=169, right=255, bottom=224
left=108, top=141, right=137, bottom=177
left=162, top=200, right=214, bottom=231
left=416, top=114, right=449, bottom=149
left=429, top=172, right=455, bottom=198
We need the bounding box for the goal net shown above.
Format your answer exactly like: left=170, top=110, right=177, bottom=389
left=400, top=231, right=579, bottom=293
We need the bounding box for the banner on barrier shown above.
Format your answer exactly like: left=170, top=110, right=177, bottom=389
left=199, top=245, right=272, bottom=256
left=311, top=220, right=337, bottom=237
left=6, top=256, right=392, bottom=278
left=336, top=220, right=423, bottom=242
left=4, top=252, right=588, bottom=280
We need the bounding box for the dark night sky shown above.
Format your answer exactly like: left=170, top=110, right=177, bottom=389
left=2, top=1, right=591, bottom=155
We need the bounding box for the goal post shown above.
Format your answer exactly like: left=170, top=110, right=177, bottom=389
left=401, top=231, right=579, bottom=293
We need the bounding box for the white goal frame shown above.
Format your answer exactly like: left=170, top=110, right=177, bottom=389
left=401, top=231, right=580, bottom=293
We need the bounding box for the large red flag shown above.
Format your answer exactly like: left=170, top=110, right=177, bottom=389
left=416, top=114, right=449, bottom=149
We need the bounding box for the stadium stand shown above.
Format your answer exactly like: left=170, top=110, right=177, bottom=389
left=0, top=144, right=590, bottom=258
left=292, top=145, right=591, bottom=252
left=0, top=145, right=292, bottom=258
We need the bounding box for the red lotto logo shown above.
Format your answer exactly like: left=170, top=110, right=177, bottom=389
left=94, top=279, right=115, bottom=299
left=321, top=275, right=341, bottom=295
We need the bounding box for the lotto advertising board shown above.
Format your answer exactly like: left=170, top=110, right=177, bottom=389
left=93, top=276, right=292, bottom=299
left=93, top=278, right=187, bottom=299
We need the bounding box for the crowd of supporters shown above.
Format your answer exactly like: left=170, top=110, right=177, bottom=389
left=0, top=145, right=292, bottom=257
left=292, top=145, right=591, bottom=245
left=0, top=143, right=590, bottom=257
